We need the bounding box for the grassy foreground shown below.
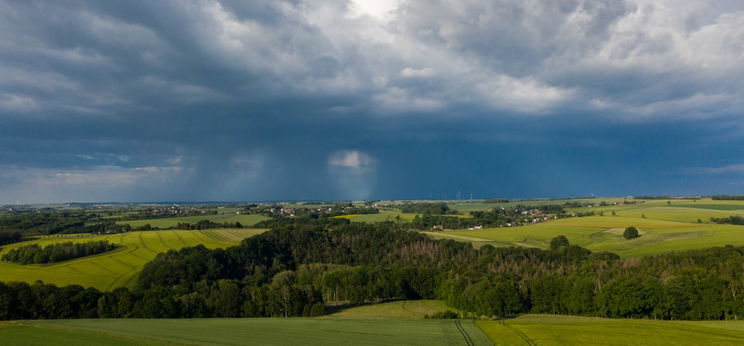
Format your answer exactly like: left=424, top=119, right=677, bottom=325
left=477, top=314, right=744, bottom=345
left=0, top=229, right=265, bottom=290
left=6, top=314, right=744, bottom=345
left=6, top=318, right=491, bottom=346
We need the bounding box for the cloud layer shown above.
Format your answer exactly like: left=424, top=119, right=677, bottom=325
left=1, top=0, right=744, bottom=202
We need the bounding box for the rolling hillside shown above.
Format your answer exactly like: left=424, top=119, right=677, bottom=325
left=425, top=199, right=744, bottom=257
left=0, top=229, right=265, bottom=290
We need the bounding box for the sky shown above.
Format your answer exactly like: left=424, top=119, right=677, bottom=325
left=2, top=0, right=744, bottom=203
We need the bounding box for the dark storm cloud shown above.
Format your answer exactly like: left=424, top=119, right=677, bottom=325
left=1, top=0, right=744, bottom=203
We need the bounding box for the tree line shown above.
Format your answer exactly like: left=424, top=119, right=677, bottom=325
left=2, top=241, right=118, bottom=264
left=0, top=212, right=100, bottom=235
left=411, top=205, right=565, bottom=229
left=0, top=212, right=132, bottom=236
left=711, top=195, right=744, bottom=200
left=710, top=215, right=744, bottom=225
left=3, top=223, right=744, bottom=320
left=175, top=220, right=246, bottom=230
left=0, top=230, right=22, bottom=245
left=398, top=202, right=454, bottom=215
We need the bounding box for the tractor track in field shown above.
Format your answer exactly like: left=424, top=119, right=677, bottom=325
left=138, top=232, right=157, bottom=254
left=172, top=230, right=189, bottom=247
left=155, top=231, right=168, bottom=249
left=127, top=247, right=152, bottom=262
left=454, top=320, right=474, bottom=346
left=193, top=230, right=214, bottom=243
left=499, top=321, right=536, bottom=346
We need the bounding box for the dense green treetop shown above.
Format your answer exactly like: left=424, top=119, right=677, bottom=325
left=624, top=227, right=640, bottom=239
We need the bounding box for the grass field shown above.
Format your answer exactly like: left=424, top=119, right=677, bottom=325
left=6, top=318, right=491, bottom=346
left=477, top=314, right=744, bottom=345
left=424, top=199, right=744, bottom=257
left=326, top=300, right=463, bottom=319
left=116, top=214, right=269, bottom=228
left=8, top=314, right=744, bottom=345
left=0, top=229, right=265, bottom=290
left=349, top=210, right=421, bottom=223
left=342, top=210, right=476, bottom=223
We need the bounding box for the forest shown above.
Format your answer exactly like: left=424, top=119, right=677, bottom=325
left=2, top=241, right=118, bottom=264
left=0, top=213, right=130, bottom=235
left=1, top=222, right=744, bottom=320
left=710, top=215, right=744, bottom=225
left=398, top=202, right=454, bottom=214
left=0, top=230, right=22, bottom=245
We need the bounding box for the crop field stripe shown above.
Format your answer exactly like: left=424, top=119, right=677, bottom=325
left=170, top=231, right=189, bottom=247
left=202, top=229, right=234, bottom=243
left=200, top=229, right=227, bottom=242
left=214, top=230, right=236, bottom=242
left=154, top=231, right=168, bottom=250
left=26, top=318, right=492, bottom=346
left=65, top=254, right=123, bottom=275
left=137, top=232, right=156, bottom=254
left=60, top=263, right=84, bottom=275
left=84, top=261, right=119, bottom=277
left=477, top=315, right=744, bottom=345
left=221, top=229, right=238, bottom=239
left=189, top=230, right=218, bottom=246
left=225, top=229, right=245, bottom=240
left=455, top=320, right=474, bottom=346
left=120, top=272, right=140, bottom=289
left=125, top=246, right=152, bottom=262
left=499, top=320, right=536, bottom=346
left=107, top=266, right=140, bottom=290
left=109, top=256, right=137, bottom=270
left=185, top=232, right=209, bottom=247
left=226, top=229, right=253, bottom=241
left=196, top=229, right=222, bottom=242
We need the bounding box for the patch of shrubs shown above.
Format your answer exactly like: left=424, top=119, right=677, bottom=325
left=426, top=310, right=460, bottom=319
left=623, top=226, right=640, bottom=239
left=710, top=216, right=744, bottom=225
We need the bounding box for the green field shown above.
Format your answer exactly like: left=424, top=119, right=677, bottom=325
left=673, top=203, right=744, bottom=210
left=8, top=314, right=744, bottom=345
left=348, top=210, right=421, bottom=223
left=340, top=210, right=473, bottom=223
left=427, top=216, right=744, bottom=257
left=6, top=318, right=491, bottom=346
left=326, top=300, right=463, bottom=319
left=477, top=314, right=744, bottom=345
left=0, top=229, right=265, bottom=290
left=116, top=214, right=269, bottom=228
left=424, top=199, right=744, bottom=257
